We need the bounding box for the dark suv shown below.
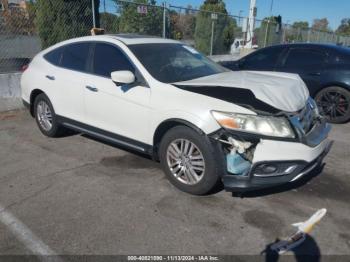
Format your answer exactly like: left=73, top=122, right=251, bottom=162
left=220, top=44, right=350, bottom=123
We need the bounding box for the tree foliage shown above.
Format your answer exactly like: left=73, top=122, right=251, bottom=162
left=116, top=0, right=163, bottom=36
left=169, top=6, right=196, bottom=40
left=35, top=0, right=99, bottom=48
left=194, top=0, right=235, bottom=55
left=336, top=18, right=350, bottom=36
left=292, top=21, right=309, bottom=30
left=255, top=16, right=281, bottom=47
left=100, top=12, right=119, bottom=33
left=312, top=18, right=330, bottom=32
left=0, top=0, right=36, bottom=35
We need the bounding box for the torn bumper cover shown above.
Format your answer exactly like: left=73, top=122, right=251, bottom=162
left=213, top=118, right=333, bottom=192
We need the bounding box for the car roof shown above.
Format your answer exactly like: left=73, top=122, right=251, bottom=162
left=266, top=42, right=349, bottom=51
left=63, top=34, right=181, bottom=45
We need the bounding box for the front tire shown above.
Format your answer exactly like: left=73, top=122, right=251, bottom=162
left=34, top=93, right=66, bottom=137
left=315, top=86, right=350, bottom=124
left=159, top=126, right=221, bottom=195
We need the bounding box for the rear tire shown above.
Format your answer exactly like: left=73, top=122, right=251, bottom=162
left=34, top=93, right=66, bottom=137
left=315, top=86, right=350, bottom=124
left=159, top=126, right=221, bottom=195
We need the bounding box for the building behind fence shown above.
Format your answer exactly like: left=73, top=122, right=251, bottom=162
left=1, top=0, right=350, bottom=73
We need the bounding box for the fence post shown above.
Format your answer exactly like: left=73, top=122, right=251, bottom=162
left=210, top=20, right=214, bottom=55
left=162, top=2, right=166, bottom=38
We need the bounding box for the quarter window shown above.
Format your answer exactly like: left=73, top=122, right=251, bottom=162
left=44, top=47, right=64, bottom=66
left=92, top=43, right=134, bottom=78
left=60, top=43, right=90, bottom=72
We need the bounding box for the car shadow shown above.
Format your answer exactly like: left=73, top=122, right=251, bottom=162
left=262, top=234, right=321, bottom=262
left=56, top=131, right=326, bottom=197
left=231, top=164, right=325, bottom=198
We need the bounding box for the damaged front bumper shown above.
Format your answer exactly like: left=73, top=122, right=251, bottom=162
left=211, top=117, right=333, bottom=192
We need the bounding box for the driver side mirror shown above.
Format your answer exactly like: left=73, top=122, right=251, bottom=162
left=111, top=70, right=135, bottom=85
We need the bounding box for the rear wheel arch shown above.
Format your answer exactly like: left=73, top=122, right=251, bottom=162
left=152, top=119, right=206, bottom=160
left=29, top=89, right=45, bottom=117
left=314, top=82, right=350, bottom=96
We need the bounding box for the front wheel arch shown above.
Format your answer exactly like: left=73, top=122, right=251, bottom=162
left=152, top=119, right=206, bottom=161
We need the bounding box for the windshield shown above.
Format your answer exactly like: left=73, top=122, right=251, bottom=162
left=128, top=43, right=227, bottom=83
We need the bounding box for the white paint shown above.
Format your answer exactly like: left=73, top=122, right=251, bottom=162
left=0, top=204, right=61, bottom=259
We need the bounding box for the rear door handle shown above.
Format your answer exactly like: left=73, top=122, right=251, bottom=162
left=46, top=75, right=55, bottom=80
left=308, top=72, right=321, bottom=76
left=85, top=85, right=98, bottom=92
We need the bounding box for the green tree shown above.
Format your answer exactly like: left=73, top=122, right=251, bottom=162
left=194, top=0, right=235, bottom=55
left=169, top=6, right=196, bottom=40
left=255, top=16, right=281, bottom=47
left=336, top=18, right=350, bottom=36
left=116, top=0, right=163, bottom=36
left=312, top=18, right=331, bottom=32
left=35, top=0, right=99, bottom=48
left=292, top=21, right=309, bottom=30
left=1, top=0, right=36, bottom=35
left=100, top=12, right=119, bottom=33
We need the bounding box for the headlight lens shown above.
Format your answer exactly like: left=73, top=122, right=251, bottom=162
left=211, top=111, right=295, bottom=138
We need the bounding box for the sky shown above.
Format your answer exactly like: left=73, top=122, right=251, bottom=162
left=164, top=0, right=348, bottom=30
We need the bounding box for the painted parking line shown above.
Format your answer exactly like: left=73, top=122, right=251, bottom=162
left=0, top=204, right=63, bottom=261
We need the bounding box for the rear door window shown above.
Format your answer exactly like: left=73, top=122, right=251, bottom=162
left=92, top=43, right=134, bottom=78
left=60, top=42, right=91, bottom=72
left=283, top=48, right=327, bottom=70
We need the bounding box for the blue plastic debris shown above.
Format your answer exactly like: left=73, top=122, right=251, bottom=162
left=226, top=152, right=251, bottom=176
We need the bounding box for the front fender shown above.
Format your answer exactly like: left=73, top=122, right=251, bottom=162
left=148, top=109, right=221, bottom=145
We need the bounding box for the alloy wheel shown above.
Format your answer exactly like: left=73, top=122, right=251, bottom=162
left=36, top=100, right=53, bottom=131
left=316, top=90, right=350, bottom=122
left=166, top=139, right=205, bottom=185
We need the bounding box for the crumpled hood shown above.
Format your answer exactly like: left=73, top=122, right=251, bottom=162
left=174, top=71, right=309, bottom=112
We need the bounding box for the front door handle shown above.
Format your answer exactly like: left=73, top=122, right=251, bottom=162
left=46, top=75, right=55, bottom=80
left=85, top=85, right=98, bottom=92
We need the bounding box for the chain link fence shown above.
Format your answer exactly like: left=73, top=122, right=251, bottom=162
left=1, top=0, right=350, bottom=73
left=0, top=0, right=94, bottom=73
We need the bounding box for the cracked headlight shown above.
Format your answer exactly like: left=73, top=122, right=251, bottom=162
left=211, top=111, right=295, bottom=138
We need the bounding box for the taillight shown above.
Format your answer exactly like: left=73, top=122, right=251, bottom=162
left=21, top=64, right=29, bottom=72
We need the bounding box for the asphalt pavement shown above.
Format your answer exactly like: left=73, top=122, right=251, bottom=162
left=0, top=110, right=349, bottom=259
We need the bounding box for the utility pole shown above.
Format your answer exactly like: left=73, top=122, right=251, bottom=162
left=263, top=0, right=274, bottom=47
left=282, top=20, right=290, bottom=43
left=91, top=0, right=96, bottom=28
left=246, top=0, right=256, bottom=48
left=162, top=2, right=166, bottom=38
left=238, top=10, right=243, bottom=26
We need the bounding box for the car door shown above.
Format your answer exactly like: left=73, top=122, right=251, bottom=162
left=83, top=42, right=151, bottom=144
left=45, top=42, right=91, bottom=122
left=239, top=46, right=286, bottom=71
left=277, top=47, right=327, bottom=95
